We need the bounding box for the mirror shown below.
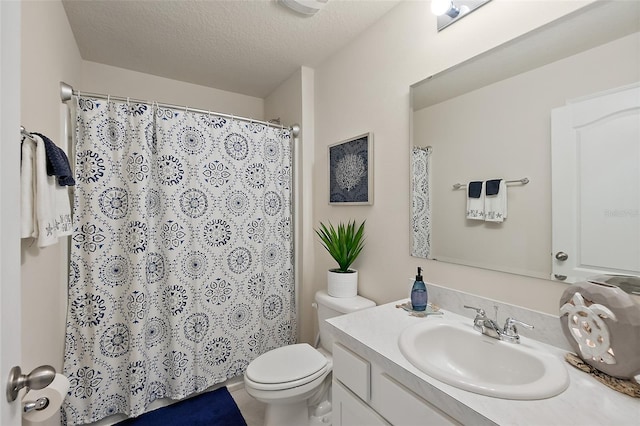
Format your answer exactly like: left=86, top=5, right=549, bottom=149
left=410, top=1, right=640, bottom=283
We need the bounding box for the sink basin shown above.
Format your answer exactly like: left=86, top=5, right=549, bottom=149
left=398, top=318, right=569, bottom=400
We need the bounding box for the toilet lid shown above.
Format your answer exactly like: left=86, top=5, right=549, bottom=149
left=245, top=343, right=328, bottom=384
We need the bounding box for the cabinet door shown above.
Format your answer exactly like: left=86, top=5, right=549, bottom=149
left=374, top=373, right=460, bottom=425
left=333, top=380, right=389, bottom=426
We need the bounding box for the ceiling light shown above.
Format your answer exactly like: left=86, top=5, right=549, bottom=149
left=431, top=0, right=492, bottom=31
left=278, top=0, right=329, bottom=16
left=431, top=0, right=459, bottom=18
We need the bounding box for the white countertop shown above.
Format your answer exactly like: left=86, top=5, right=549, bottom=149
left=326, top=300, right=640, bottom=426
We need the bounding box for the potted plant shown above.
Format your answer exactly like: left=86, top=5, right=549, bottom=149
left=315, top=220, right=366, bottom=297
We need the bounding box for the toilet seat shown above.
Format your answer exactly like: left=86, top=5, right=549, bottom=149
left=245, top=343, right=328, bottom=391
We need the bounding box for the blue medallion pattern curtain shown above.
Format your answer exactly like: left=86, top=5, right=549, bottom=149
left=62, top=97, right=296, bottom=424
left=411, top=147, right=431, bottom=258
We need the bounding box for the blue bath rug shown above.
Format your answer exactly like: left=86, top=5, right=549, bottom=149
left=116, top=387, right=247, bottom=426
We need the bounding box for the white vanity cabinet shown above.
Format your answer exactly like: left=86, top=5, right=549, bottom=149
left=328, top=299, right=640, bottom=426
left=332, top=343, right=460, bottom=426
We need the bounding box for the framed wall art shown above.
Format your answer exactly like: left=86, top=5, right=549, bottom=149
left=328, top=133, right=373, bottom=205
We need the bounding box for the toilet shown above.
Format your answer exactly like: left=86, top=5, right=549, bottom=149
left=244, top=290, right=375, bottom=426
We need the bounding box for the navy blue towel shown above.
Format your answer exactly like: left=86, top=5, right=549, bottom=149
left=485, top=179, right=502, bottom=196
left=468, top=181, right=483, bottom=198
left=33, top=132, right=75, bottom=186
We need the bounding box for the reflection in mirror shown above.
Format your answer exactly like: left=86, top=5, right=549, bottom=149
left=431, top=0, right=492, bottom=32
left=410, top=1, right=640, bottom=286
left=551, top=83, right=640, bottom=285
left=411, top=146, right=432, bottom=258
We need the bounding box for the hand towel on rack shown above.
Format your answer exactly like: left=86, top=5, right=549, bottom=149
left=21, top=137, right=37, bottom=238
left=466, top=181, right=485, bottom=220
left=485, top=179, right=507, bottom=222
left=31, top=134, right=72, bottom=247
left=33, top=132, right=75, bottom=186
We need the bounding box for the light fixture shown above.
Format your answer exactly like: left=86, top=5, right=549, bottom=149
left=278, top=0, right=329, bottom=16
left=431, top=0, right=492, bottom=31
left=431, top=0, right=460, bottom=18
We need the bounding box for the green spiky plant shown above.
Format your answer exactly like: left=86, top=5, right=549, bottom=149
left=315, top=220, right=366, bottom=273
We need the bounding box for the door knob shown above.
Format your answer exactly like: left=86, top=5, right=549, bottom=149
left=555, top=251, right=569, bottom=261
left=6, top=365, right=56, bottom=402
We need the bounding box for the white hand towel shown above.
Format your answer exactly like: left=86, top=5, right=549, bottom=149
left=21, top=138, right=37, bottom=238
left=485, top=179, right=507, bottom=222
left=33, top=134, right=72, bottom=247
left=466, top=181, right=485, bottom=220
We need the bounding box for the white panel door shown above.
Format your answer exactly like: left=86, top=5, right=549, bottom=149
left=0, top=1, right=22, bottom=424
left=551, top=83, right=640, bottom=283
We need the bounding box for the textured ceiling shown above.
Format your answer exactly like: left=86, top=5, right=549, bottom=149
left=62, top=0, right=402, bottom=98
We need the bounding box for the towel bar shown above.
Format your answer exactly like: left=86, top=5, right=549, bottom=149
left=452, top=177, right=529, bottom=190
left=20, top=126, right=37, bottom=142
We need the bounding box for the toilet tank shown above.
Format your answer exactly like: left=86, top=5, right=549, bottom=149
left=315, top=290, right=375, bottom=353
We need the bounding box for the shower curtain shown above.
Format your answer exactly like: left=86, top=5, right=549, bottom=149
left=411, top=147, right=431, bottom=258
left=62, top=97, right=296, bottom=424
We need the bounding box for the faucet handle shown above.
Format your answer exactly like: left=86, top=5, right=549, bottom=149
left=463, top=305, right=486, bottom=317
left=503, top=317, right=534, bottom=336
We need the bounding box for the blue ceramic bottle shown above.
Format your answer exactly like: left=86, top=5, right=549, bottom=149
left=411, top=267, right=428, bottom=311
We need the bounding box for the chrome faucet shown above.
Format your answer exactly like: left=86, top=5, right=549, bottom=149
left=464, top=305, right=534, bottom=344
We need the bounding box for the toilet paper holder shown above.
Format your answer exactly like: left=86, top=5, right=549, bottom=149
left=5, top=365, right=56, bottom=402
left=23, top=396, right=50, bottom=413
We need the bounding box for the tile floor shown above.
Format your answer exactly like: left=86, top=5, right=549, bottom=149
left=231, top=386, right=266, bottom=426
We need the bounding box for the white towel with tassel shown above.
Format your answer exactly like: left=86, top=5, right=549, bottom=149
left=21, top=134, right=72, bottom=247
left=466, top=181, right=485, bottom=220
left=485, top=179, right=507, bottom=222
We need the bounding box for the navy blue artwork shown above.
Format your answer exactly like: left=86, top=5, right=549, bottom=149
left=329, top=133, right=372, bottom=204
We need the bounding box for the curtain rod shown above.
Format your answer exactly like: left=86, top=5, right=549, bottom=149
left=59, top=81, right=300, bottom=138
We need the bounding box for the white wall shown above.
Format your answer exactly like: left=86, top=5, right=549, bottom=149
left=20, top=0, right=81, bottom=375
left=80, top=61, right=263, bottom=119
left=312, top=0, right=596, bottom=315
left=264, top=67, right=317, bottom=343
left=262, top=65, right=331, bottom=347
left=20, top=2, right=82, bottom=425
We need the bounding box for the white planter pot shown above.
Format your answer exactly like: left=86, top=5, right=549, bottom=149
left=327, top=269, right=358, bottom=298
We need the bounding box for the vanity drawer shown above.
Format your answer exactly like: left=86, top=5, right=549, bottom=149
left=375, top=373, right=460, bottom=426
left=333, top=343, right=371, bottom=402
